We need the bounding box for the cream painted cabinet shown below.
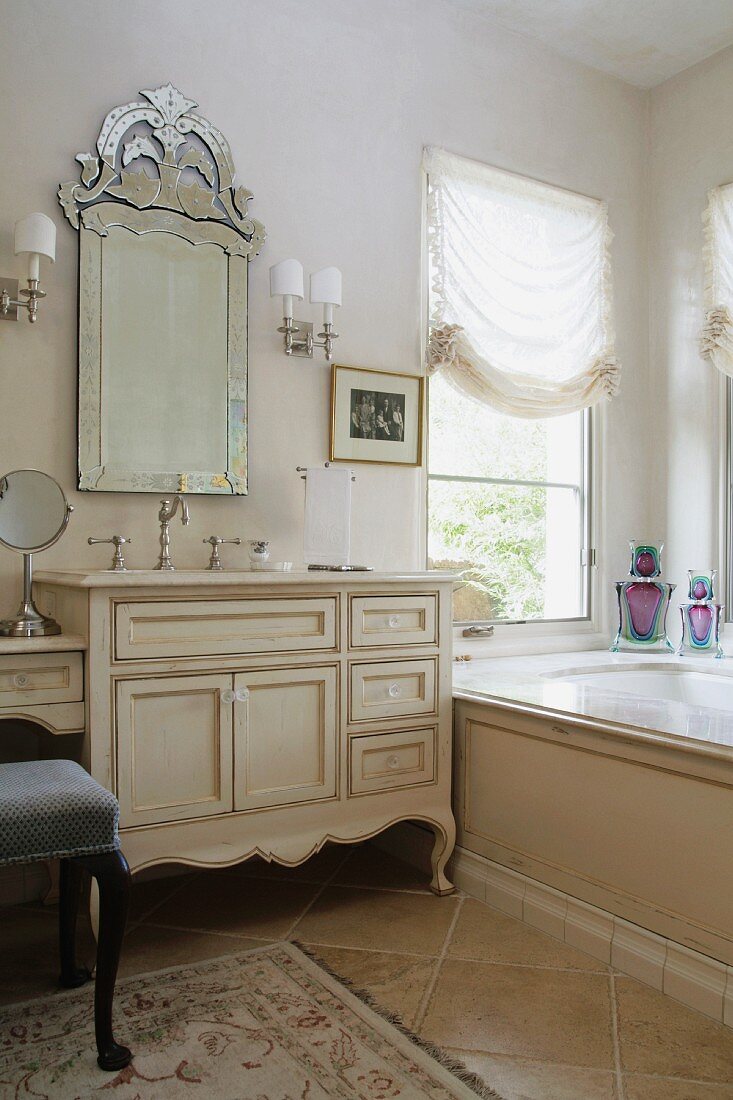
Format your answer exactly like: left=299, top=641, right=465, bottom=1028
left=34, top=571, right=456, bottom=895
left=116, top=673, right=234, bottom=827
left=233, top=666, right=337, bottom=811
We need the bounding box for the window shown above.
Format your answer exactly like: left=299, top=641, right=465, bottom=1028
left=423, top=148, right=614, bottom=625
left=428, top=377, right=591, bottom=622
left=721, top=378, right=726, bottom=620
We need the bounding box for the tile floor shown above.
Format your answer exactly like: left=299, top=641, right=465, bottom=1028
left=1, top=845, right=732, bottom=1099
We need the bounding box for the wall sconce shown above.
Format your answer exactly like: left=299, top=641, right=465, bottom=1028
left=270, top=259, right=342, bottom=361
left=1, top=213, right=56, bottom=325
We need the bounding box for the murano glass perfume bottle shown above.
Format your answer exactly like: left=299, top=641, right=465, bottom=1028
left=677, top=570, right=724, bottom=658
left=611, top=541, right=675, bottom=652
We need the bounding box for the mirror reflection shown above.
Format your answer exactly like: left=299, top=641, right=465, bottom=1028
left=0, top=469, right=70, bottom=552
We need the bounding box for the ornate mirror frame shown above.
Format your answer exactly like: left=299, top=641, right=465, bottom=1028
left=59, top=84, right=265, bottom=494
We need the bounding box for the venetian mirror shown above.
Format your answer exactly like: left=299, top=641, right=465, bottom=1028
left=59, top=84, right=265, bottom=494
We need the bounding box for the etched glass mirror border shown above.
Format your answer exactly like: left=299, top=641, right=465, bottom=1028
left=59, top=84, right=265, bottom=495
left=0, top=469, right=72, bottom=636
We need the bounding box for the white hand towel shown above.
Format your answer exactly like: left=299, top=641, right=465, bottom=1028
left=303, top=466, right=352, bottom=566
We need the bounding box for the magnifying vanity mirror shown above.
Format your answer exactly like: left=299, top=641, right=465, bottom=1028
left=59, top=84, right=265, bottom=495
left=0, top=469, right=72, bottom=636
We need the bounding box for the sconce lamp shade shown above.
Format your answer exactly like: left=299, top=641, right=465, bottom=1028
left=14, top=213, right=56, bottom=263
left=269, top=258, right=304, bottom=300
left=310, top=266, right=342, bottom=307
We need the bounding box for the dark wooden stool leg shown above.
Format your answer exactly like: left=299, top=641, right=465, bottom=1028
left=58, top=858, right=92, bottom=988
left=75, top=849, right=132, bottom=1071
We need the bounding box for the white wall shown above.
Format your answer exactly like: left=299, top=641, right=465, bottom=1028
left=0, top=0, right=649, bottom=627
left=649, top=48, right=733, bottom=619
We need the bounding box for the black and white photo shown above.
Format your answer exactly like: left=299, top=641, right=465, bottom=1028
left=331, top=365, right=422, bottom=466
left=349, top=389, right=405, bottom=442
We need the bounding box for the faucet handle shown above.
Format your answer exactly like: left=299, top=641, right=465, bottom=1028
left=88, top=535, right=131, bottom=572
left=203, top=536, right=242, bottom=571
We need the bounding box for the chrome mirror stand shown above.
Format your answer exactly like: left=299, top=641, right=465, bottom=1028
left=0, top=553, right=61, bottom=637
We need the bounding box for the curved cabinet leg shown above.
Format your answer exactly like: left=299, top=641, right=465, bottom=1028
left=429, top=816, right=456, bottom=896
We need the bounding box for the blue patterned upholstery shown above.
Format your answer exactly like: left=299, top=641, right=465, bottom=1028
left=0, top=759, right=120, bottom=866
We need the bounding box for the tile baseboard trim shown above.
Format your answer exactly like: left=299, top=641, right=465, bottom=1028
left=372, top=822, right=733, bottom=1027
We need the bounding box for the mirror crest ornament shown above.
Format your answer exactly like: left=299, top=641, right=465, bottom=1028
left=59, top=84, right=265, bottom=494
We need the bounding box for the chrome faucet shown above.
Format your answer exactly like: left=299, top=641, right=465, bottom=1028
left=155, top=496, right=190, bottom=570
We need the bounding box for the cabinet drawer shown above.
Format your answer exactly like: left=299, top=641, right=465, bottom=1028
left=114, top=597, right=337, bottom=660
left=349, top=727, right=436, bottom=795
left=0, top=652, right=83, bottom=708
left=349, top=657, right=437, bottom=723
left=350, top=594, right=437, bottom=648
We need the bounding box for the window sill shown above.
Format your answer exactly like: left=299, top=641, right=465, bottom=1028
left=452, top=623, right=609, bottom=659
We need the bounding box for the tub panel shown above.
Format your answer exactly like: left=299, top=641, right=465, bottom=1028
left=455, top=703, right=733, bottom=961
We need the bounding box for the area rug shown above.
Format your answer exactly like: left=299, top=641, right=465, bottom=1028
left=0, top=941, right=502, bottom=1099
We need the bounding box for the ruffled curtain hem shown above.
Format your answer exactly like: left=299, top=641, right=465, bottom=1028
left=700, top=306, right=733, bottom=378
left=427, top=323, right=620, bottom=419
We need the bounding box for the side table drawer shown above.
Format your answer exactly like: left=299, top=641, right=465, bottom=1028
left=0, top=652, right=83, bottom=708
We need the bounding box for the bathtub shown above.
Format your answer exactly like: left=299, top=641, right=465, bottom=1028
left=454, top=650, right=733, bottom=749
left=451, top=650, right=733, bottom=969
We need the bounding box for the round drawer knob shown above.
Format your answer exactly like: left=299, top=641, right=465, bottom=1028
left=13, top=673, right=29, bottom=688
left=235, top=688, right=250, bottom=703
left=221, top=688, right=236, bottom=705
left=388, top=615, right=401, bottom=628
left=388, top=683, right=402, bottom=699
left=386, top=754, right=400, bottom=770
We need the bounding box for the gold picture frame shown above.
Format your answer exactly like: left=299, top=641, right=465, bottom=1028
left=330, top=364, right=424, bottom=467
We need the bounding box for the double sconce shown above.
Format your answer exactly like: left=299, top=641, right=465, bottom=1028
left=1, top=213, right=56, bottom=325
left=270, top=260, right=342, bottom=361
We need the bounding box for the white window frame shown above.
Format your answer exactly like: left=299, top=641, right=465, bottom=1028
left=723, top=376, right=733, bottom=622
left=420, top=173, right=604, bottom=654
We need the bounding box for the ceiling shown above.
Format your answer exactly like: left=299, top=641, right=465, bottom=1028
left=453, top=0, right=733, bottom=87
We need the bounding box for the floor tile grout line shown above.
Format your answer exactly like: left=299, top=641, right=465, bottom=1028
left=134, top=870, right=204, bottom=925
left=412, top=893, right=465, bottom=1032
left=444, top=1045, right=623, bottom=1076
left=621, top=1069, right=733, bottom=1086
left=283, top=937, right=609, bottom=973
left=609, top=972, right=625, bottom=1100
left=283, top=846, right=359, bottom=942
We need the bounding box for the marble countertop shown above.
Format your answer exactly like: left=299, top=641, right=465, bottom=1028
left=453, top=649, right=733, bottom=758
left=34, top=569, right=457, bottom=589
left=0, top=634, right=87, bottom=654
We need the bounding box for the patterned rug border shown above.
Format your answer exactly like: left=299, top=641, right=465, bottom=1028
left=1, top=938, right=505, bottom=1100
left=292, top=940, right=505, bottom=1100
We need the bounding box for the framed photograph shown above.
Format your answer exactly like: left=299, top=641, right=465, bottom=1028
left=330, top=365, right=424, bottom=466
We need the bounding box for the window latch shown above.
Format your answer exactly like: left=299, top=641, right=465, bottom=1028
left=462, top=625, right=495, bottom=637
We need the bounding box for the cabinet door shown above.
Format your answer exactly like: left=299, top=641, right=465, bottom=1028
left=233, top=666, right=337, bottom=811
left=116, top=674, right=233, bottom=827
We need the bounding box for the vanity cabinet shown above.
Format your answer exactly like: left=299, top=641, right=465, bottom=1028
left=34, top=571, right=456, bottom=894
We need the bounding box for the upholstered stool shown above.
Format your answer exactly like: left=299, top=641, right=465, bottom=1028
left=0, top=759, right=132, bottom=1070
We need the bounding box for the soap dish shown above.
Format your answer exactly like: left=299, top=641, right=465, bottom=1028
left=250, top=561, right=293, bottom=572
